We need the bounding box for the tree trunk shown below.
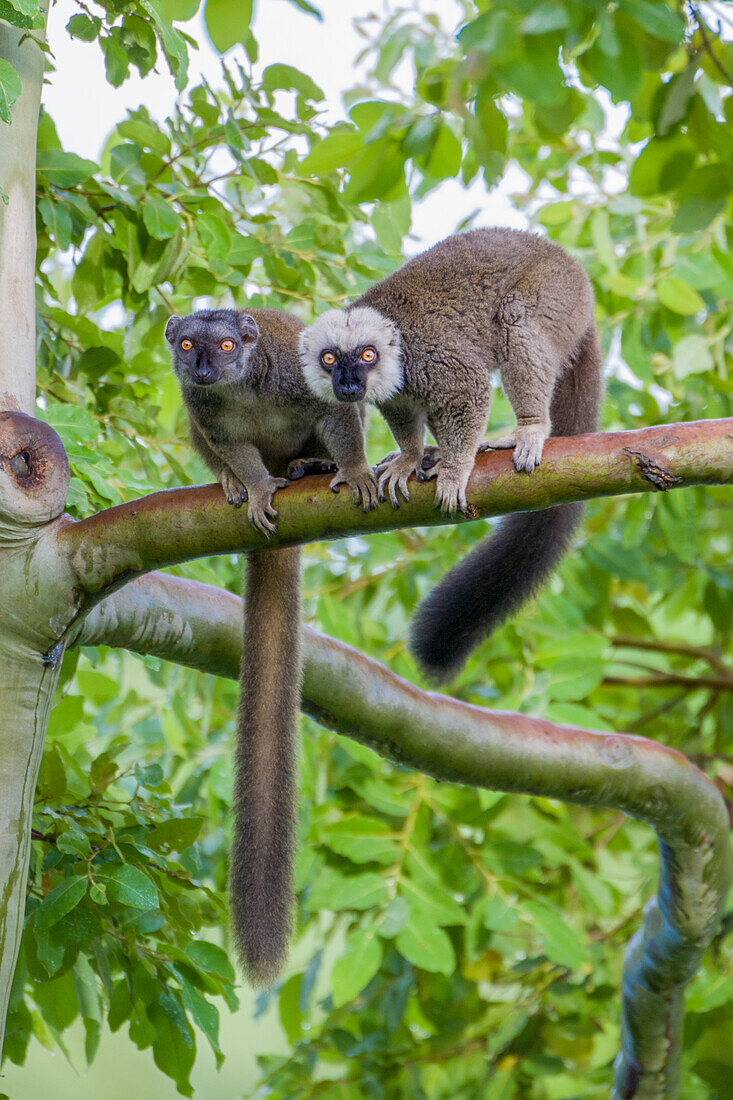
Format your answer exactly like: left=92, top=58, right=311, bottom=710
left=0, top=24, right=44, bottom=414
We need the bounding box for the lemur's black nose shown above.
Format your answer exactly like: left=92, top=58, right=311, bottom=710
left=337, top=382, right=362, bottom=400
left=193, top=362, right=214, bottom=383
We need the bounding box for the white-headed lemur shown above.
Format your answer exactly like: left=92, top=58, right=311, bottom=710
left=167, top=307, right=377, bottom=986
left=299, top=227, right=603, bottom=682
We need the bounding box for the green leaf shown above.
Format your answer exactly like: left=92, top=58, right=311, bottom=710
left=96, top=865, right=159, bottom=909
left=320, top=815, right=398, bottom=865
left=331, top=927, right=382, bottom=1007
left=134, top=761, right=165, bottom=787
left=181, top=980, right=222, bottom=1065
left=5, top=0, right=39, bottom=14
left=196, top=212, right=231, bottom=260
left=204, top=0, right=252, bottom=52
left=620, top=0, right=684, bottom=42
left=343, top=139, right=406, bottom=203
left=657, top=277, right=706, bottom=315
left=57, top=821, right=92, bottom=859
left=148, top=816, right=204, bottom=852
left=280, top=0, right=322, bottom=18
left=423, top=123, right=462, bottom=179
left=66, top=13, right=101, bottom=42
left=672, top=334, right=713, bottom=379
left=0, top=59, right=22, bottom=124
left=149, top=991, right=195, bottom=1096
left=482, top=895, right=519, bottom=932
left=36, top=150, right=98, bottom=187
left=400, top=874, right=466, bottom=927
left=301, top=126, right=363, bottom=174
left=36, top=876, right=88, bottom=929
left=395, top=911, right=456, bottom=974
left=184, top=940, right=236, bottom=981
left=521, top=3, right=569, bottom=34
left=153, top=0, right=201, bottom=20
left=263, top=63, right=323, bottom=102
left=308, top=868, right=390, bottom=911
left=38, top=198, right=73, bottom=249
left=522, top=901, right=586, bottom=969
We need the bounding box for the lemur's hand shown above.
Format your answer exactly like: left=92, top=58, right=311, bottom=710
left=246, top=476, right=290, bottom=537
left=330, top=464, right=379, bottom=511
left=377, top=452, right=424, bottom=507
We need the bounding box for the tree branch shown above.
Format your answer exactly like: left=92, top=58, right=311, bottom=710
left=57, top=418, right=733, bottom=606
left=70, top=571, right=733, bottom=1100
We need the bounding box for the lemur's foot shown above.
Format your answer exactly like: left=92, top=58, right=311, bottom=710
left=429, top=463, right=471, bottom=515
left=247, top=476, right=290, bottom=536
left=483, top=422, right=550, bottom=473
left=287, top=456, right=338, bottom=481
left=330, top=464, right=379, bottom=510
left=377, top=453, right=424, bottom=507
left=219, top=468, right=248, bottom=508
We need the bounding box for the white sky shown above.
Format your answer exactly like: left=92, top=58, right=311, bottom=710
left=42, top=0, right=527, bottom=246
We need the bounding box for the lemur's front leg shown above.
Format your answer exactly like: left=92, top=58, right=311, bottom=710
left=426, top=397, right=492, bottom=514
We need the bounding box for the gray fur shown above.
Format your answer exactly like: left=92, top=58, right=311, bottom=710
left=167, top=307, right=377, bottom=984
left=301, top=227, right=604, bottom=677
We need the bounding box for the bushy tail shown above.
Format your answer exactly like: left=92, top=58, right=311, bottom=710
left=410, top=325, right=603, bottom=681
left=229, top=546, right=301, bottom=986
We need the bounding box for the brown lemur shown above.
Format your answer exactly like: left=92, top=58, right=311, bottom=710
left=299, top=227, right=603, bottom=682
left=166, top=307, right=377, bottom=986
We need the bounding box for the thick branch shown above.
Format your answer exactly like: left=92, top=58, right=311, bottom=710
left=58, top=418, right=733, bottom=605
left=71, top=572, right=733, bottom=1100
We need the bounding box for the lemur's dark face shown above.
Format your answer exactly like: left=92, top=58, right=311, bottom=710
left=165, top=309, right=259, bottom=387
left=319, top=345, right=378, bottom=402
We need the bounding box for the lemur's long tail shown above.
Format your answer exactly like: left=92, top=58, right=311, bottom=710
left=229, top=546, right=301, bottom=986
left=410, top=325, right=603, bottom=682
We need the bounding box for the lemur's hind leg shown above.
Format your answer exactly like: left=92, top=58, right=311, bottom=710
left=488, top=283, right=586, bottom=472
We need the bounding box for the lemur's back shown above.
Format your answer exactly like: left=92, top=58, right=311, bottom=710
left=355, top=227, right=589, bottom=343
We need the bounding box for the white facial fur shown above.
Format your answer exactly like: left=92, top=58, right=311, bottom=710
left=299, top=306, right=403, bottom=404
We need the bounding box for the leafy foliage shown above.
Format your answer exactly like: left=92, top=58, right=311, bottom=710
left=2, top=0, right=732, bottom=1095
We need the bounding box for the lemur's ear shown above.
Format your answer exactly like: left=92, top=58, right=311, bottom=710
left=238, top=313, right=259, bottom=344
left=165, top=315, right=182, bottom=344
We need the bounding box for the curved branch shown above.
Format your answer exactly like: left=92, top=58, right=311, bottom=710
left=71, top=572, right=733, bottom=1100
left=58, top=418, right=733, bottom=605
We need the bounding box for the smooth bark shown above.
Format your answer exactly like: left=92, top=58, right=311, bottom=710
left=71, top=570, right=733, bottom=1100
left=0, top=24, right=44, bottom=414
left=58, top=417, right=733, bottom=607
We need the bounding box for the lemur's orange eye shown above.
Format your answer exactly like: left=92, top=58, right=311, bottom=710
left=361, top=347, right=376, bottom=363
left=220, top=339, right=235, bottom=352
left=321, top=351, right=337, bottom=367
left=181, top=338, right=193, bottom=350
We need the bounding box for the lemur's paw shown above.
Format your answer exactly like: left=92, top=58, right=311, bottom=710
left=287, top=456, right=338, bottom=481
left=247, top=477, right=290, bottom=536
left=433, top=467, right=470, bottom=515
left=377, top=454, right=423, bottom=507
left=376, top=446, right=441, bottom=483
left=484, top=423, right=549, bottom=473
left=219, top=468, right=248, bottom=508
left=330, top=464, right=379, bottom=510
